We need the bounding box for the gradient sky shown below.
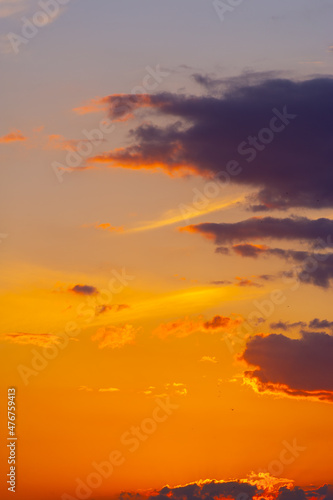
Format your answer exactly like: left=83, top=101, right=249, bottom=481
left=1, top=1, right=333, bottom=500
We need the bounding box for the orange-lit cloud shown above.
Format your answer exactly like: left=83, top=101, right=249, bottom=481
left=46, top=134, right=78, bottom=151
left=87, top=146, right=197, bottom=177
left=95, top=223, right=124, bottom=233
left=154, top=314, right=243, bottom=339
left=97, top=303, right=130, bottom=315
left=241, top=331, right=333, bottom=403
left=98, top=387, right=120, bottom=392
left=199, top=356, right=217, bottom=363
left=235, top=277, right=262, bottom=288
left=0, top=129, right=26, bottom=144
left=143, top=382, right=187, bottom=397
left=116, top=474, right=302, bottom=500
left=3, top=332, right=60, bottom=347
left=73, top=93, right=156, bottom=121
left=91, top=324, right=139, bottom=349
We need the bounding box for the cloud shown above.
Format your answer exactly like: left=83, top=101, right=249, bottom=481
left=153, top=315, right=242, bottom=339
left=142, top=382, right=187, bottom=397
left=203, top=315, right=239, bottom=330
left=73, top=94, right=157, bottom=121
left=0, top=129, right=26, bottom=144
left=118, top=477, right=333, bottom=500
left=3, top=332, right=60, bottom=347
left=235, top=277, right=262, bottom=288
left=181, top=217, right=333, bottom=247
left=69, top=284, right=98, bottom=295
left=98, top=387, right=120, bottom=393
left=199, top=356, right=217, bottom=363
left=270, top=319, right=333, bottom=331
left=241, top=331, right=333, bottom=402
left=270, top=321, right=306, bottom=331
left=94, top=223, right=124, bottom=233
left=210, top=279, right=233, bottom=285
left=182, top=219, right=333, bottom=288
left=233, top=244, right=269, bottom=258
left=308, top=318, right=333, bottom=329
left=96, top=303, right=130, bottom=315
left=83, top=77, right=333, bottom=210
left=91, top=324, right=139, bottom=349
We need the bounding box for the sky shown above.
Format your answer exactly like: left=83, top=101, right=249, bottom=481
left=0, top=1, right=333, bottom=500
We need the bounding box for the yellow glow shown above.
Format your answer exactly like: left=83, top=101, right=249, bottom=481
left=125, top=196, right=245, bottom=233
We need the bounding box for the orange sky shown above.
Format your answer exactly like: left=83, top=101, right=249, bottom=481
left=1, top=1, right=333, bottom=500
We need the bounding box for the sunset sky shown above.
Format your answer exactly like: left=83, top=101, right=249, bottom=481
left=1, top=1, right=333, bottom=500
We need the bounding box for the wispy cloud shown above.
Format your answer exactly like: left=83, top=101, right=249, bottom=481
left=91, top=324, right=139, bottom=349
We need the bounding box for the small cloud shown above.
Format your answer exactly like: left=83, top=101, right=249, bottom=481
left=78, top=386, right=93, bottom=392
left=3, top=332, right=60, bottom=347
left=143, top=382, right=187, bottom=397
left=70, top=284, right=98, bottom=295
left=270, top=320, right=306, bottom=331
left=235, top=277, right=262, bottom=288
left=92, top=324, right=139, bottom=349
left=0, top=129, right=26, bottom=144
left=98, top=387, right=120, bottom=393
left=210, top=280, right=233, bottom=285
left=199, top=356, right=217, bottom=363
left=95, top=223, right=124, bottom=233
left=154, top=315, right=243, bottom=339
left=96, top=303, right=130, bottom=315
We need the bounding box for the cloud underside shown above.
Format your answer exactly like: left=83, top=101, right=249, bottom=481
left=182, top=216, right=333, bottom=288
left=3, top=332, right=60, bottom=347
left=82, top=77, right=333, bottom=211
left=119, top=478, right=333, bottom=500
left=241, top=332, right=333, bottom=403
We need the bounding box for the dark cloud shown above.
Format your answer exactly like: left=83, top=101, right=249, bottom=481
left=258, top=274, right=276, bottom=281
left=97, top=303, right=130, bottom=315
left=309, top=318, right=333, bottom=329
left=233, top=243, right=268, bottom=258
left=70, top=284, right=98, bottom=295
left=241, top=331, right=333, bottom=402
left=88, top=77, right=333, bottom=210
left=184, top=219, right=333, bottom=288
left=203, top=315, right=234, bottom=330
left=271, top=319, right=333, bottom=331
left=235, top=277, right=262, bottom=288
left=182, top=217, right=333, bottom=247
left=270, top=321, right=307, bottom=331
left=119, top=481, right=333, bottom=500
left=277, top=487, right=307, bottom=500
left=210, top=279, right=233, bottom=285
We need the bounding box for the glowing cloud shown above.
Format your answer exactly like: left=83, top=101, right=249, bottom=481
left=0, top=129, right=26, bottom=144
